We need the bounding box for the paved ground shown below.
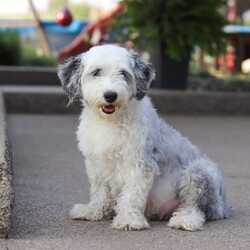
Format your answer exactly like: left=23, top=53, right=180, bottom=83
left=1, top=114, right=250, bottom=249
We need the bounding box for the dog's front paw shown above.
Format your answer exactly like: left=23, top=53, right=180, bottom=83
left=167, top=207, right=205, bottom=231
left=111, top=214, right=150, bottom=231
left=69, top=204, right=89, bottom=220
left=69, top=204, right=104, bottom=221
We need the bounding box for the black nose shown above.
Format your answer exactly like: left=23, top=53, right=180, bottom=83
left=104, top=91, right=118, bottom=103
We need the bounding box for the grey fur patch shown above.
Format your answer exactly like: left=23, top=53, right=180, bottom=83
left=177, top=167, right=210, bottom=210
left=129, top=51, right=155, bottom=100
left=205, top=182, right=232, bottom=221
left=177, top=163, right=231, bottom=221
left=57, top=55, right=83, bottom=104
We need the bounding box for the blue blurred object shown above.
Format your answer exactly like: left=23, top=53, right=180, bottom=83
left=0, top=20, right=89, bottom=53
left=41, top=20, right=88, bottom=34
left=42, top=20, right=88, bottom=52
left=223, top=24, right=250, bottom=34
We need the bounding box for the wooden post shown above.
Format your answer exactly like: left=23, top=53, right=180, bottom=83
left=28, top=0, right=52, bottom=56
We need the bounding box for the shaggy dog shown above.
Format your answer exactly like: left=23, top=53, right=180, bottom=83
left=58, top=45, right=230, bottom=231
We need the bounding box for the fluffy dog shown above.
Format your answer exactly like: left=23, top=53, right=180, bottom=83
left=58, top=45, right=230, bottom=231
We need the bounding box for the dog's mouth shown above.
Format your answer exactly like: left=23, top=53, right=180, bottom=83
left=101, top=104, right=116, bottom=114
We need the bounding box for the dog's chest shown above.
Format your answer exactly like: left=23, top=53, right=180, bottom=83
left=77, top=116, right=146, bottom=193
left=77, top=117, right=140, bottom=162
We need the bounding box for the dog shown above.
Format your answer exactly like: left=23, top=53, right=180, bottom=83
left=58, top=45, right=231, bottom=231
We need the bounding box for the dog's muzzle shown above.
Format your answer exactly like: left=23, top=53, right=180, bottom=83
left=101, top=91, right=118, bottom=114
left=104, top=91, right=118, bottom=103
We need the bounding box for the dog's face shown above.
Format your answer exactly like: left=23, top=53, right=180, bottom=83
left=58, top=45, right=155, bottom=117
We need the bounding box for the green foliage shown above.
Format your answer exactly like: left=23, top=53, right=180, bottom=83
left=0, top=31, right=21, bottom=65
left=20, top=45, right=57, bottom=67
left=70, top=3, right=91, bottom=19
left=116, top=0, right=227, bottom=60
left=190, top=67, right=212, bottom=78
left=0, top=31, right=56, bottom=67
left=48, top=0, right=69, bottom=11
left=47, top=0, right=90, bottom=20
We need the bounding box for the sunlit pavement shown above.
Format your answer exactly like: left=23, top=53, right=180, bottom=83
left=1, top=114, right=249, bottom=249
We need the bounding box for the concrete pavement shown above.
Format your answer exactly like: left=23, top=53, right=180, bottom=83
left=1, top=114, right=249, bottom=249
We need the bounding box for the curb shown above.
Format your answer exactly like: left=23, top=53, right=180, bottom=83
left=150, top=90, right=250, bottom=115
left=0, top=66, right=60, bottom=86
left=2, top=86, right=80, bottom=114
left=0, top=91, right=13, bottom=238
left=1, top=86, right=250, bottom=115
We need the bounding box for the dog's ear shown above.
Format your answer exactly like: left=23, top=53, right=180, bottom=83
left=57, top=55, right=83, bottom=104
left=129, top=50, right=155, bottom=100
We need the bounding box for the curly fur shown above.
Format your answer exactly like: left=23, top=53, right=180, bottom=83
left=58, top=45, right=231, bottom=231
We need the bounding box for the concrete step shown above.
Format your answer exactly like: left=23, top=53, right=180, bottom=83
left=1, top=86, right=250, bottom=115
left=0, top=66, right=60, bottom=86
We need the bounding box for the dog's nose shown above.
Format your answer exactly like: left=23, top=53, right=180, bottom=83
left=104, top=91, right=118, bottom=103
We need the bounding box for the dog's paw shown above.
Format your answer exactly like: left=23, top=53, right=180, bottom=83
left=69, top=204, right=104, bottom=221
left=69, top=204, right=88, bottom=220
left=111, top=215, right=150, bottom=231
left=167, top=207, right=205, bottom=231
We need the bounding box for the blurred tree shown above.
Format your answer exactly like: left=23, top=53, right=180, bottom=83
left=0, top=31, right=21, bottom=65
left=48, top=0, right=90, bottom=19
left=48, top=0, right=69, bottom=11
left=116, top=0, right=227, bottom=89
left=70, top=3, right=91, bottom=19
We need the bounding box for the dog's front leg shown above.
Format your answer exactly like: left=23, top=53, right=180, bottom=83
left=112, top=169, right=154, bottom=231
left=70, top=181, right=113, bottom=221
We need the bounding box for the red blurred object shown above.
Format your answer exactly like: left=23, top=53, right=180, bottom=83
left=57, top=3, right=125, bottom=61
left=56, top=7, right=73, bottom=26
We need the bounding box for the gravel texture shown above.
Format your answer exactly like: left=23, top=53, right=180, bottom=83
left=0, top=93, right=13, bottom=238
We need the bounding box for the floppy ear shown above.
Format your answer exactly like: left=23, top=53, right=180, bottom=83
left=129, top=50, right=155, bottom=100
left=57, top=55, right=83, bottom=104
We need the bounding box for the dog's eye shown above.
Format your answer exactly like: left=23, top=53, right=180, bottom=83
left=91, top=69, right=101, bottom=77
left=119, top=70, right=129, bottom=79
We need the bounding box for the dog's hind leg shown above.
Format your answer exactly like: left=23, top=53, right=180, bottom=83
left=205, top=176, right=232, bottom=221
left=168, top=160, right=211, bottom=231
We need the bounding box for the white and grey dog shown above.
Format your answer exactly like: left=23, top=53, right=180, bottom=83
left=58, top=45, right=230, bottom=231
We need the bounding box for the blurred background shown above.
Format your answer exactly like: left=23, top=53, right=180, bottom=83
left=0, top=0, right=115, bottom=66
left=1, top=0, right=250, bottom=91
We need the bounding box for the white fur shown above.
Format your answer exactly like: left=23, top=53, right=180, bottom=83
left=58, top=45, right=230, bottom=231
left=168, top=207, right=205, bottom=231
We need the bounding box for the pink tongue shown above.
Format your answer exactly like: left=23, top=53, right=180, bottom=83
left=103, top=105, right=115, bottom=113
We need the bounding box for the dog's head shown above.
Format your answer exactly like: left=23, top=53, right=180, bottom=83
left=58, top=45, right=155, bottom=116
